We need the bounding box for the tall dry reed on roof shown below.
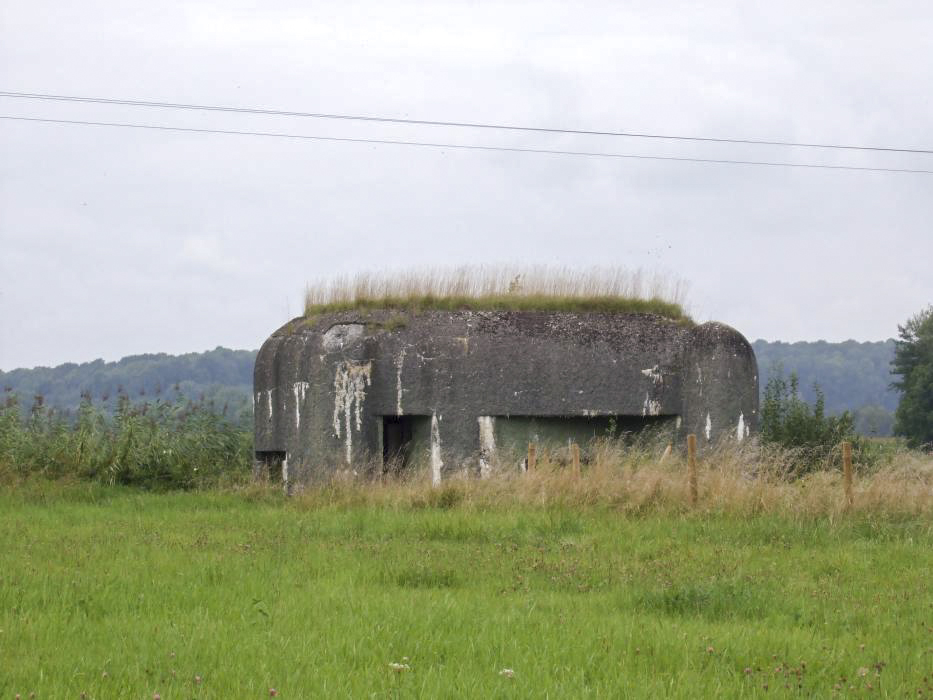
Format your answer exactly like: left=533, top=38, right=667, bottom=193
left=304, top=266, right=690, bottom=318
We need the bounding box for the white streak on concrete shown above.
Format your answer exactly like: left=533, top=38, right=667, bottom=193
left=705, top=413, right=712, bottom=441
left=395, top=349, right=406, bottom=416
left=736, top=413, right=746, bottom=442
left=292, top=381, right=310, bottom=430
left=332, top=361, right=373, bottom=464
left=282, top=453, right=289, bottom=489
left=641, top=365, right=663, bottom=385
left=430, top=413, right=443, bottom=486
left=696, top=363, right=703, bottom=397
left=675, top=416, right=682, bottom=430
left=478, top=416, right=496, bottom=478
left=582, top=409, right=599, bottom=417
left=253, top=389, right=274, bottom=424
left=642, top=393, right=661, bottom=416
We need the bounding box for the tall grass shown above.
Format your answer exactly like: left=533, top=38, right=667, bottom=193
left=303, top=266, right=690, bottom=319
left=3, top=389, right=929, bottom=519
left=280, top=438, right=933, bottom=519
left=0, top=390, right=252, bottom=489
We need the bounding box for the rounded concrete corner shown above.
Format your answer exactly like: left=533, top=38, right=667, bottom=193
left=681, top=321, right=759, bottom=445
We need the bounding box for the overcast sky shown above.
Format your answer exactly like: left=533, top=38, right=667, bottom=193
left=1, top=1, right=931, bottom=370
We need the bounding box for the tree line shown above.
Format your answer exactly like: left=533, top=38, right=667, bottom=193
left=753, top=339, right=898, bottom=436
left=1, top=347, right=257, bottom=424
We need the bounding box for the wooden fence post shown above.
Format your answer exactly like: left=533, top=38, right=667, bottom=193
left=842, top=440, right=853, bottom=508
left=527, top=442, right=536, bottom=472
left=571, top=442, right=581, bottom=478
left=687, top=434, right=698, bottom=506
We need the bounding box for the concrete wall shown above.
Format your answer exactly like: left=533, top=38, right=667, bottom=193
left=254, top=310, right=758, bottom=488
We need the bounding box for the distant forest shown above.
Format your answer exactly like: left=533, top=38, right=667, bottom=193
left=0, top=347, right=257, bottom=424
left=753, top=340, right=897, bottom=436
left=1, top=340, right=900, bottom=435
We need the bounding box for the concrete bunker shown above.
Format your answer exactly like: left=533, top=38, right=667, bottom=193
left=254, top=308, right=758, bottom=489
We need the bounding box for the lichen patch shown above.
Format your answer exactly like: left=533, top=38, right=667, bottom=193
left=641, top=365, right=664, bottom=385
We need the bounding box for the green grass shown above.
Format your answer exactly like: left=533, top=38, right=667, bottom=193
left=2, top=484, right=931, bottom=698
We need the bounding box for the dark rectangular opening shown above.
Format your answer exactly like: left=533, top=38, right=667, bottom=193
left=493, top=415, right=677, bottom=462
left=255, top=450, right=286, bottom=482
left=488, top=414, right=678, bottom=472
left=494, top=414, right=676, bottom=448
left=382, top=416, right=431, bottom=474
left=607, top=415, right=678, bottom=437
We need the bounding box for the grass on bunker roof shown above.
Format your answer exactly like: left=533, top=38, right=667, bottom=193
left=303, top=266, right=691, bottom=320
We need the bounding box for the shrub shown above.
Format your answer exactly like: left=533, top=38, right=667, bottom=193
left=759, top=369, right=861, bottom=473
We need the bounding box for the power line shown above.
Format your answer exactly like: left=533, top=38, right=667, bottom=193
left=3, top=114, right=932, bottom=175
left=1, top=89, right=931, bottom=156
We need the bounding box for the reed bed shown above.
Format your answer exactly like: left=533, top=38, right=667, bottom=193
left=0, top=392, right=252, bottom=489
left=303, top=266, right=690, bottom=319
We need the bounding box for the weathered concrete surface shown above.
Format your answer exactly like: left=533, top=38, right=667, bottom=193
left=254, top=310, right=758, bottom=488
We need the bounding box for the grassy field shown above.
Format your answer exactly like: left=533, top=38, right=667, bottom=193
left=1, top=479, right=931, bottom=698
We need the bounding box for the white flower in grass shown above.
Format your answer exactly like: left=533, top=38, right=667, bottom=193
left=389, top=662, right=411, bottom=672
left=499, top=668, right=515, bottom=678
